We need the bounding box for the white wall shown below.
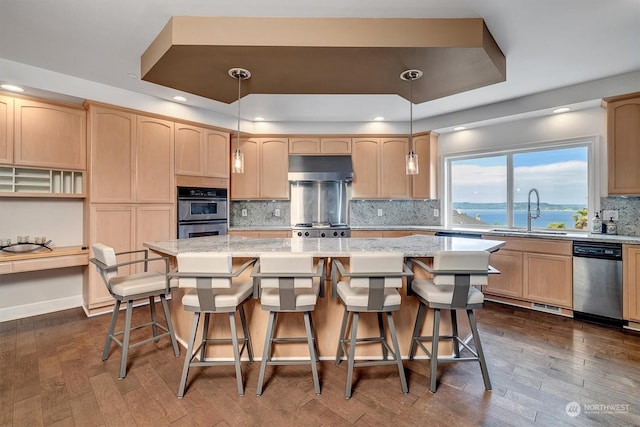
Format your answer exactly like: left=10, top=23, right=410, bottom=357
left=0, top=200, right=84, bottom=321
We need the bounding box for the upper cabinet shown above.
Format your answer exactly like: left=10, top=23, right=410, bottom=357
left=289, top=137, right=351, bottom=154
left=230, top=137, right=288, bottom=200
left=88, top=104, right=174, bottom=204
left=411, top=132, right=438, bottom=199
left=14, top=98, right=86, bottom=170
left=352, top=137, right=410, bottom=199
left=603, top=92, right=640, bottom=195
left=175, top=123, right=229, bottom=178
left=0, top=95, right=13, bottom=165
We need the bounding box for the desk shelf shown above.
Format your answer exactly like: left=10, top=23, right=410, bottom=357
left=0, top=166, right=84, bottom=197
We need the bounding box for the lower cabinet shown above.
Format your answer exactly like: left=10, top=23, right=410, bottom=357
left=228, top=230, right=290, bottom=238
left=483, top=236, right=573, bottom=309
left=623, top=245, right=640, bottom=322
left=85, top=203, right=174, bottom=314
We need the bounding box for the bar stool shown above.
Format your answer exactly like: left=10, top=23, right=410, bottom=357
left=408, top=251, right=494, bottom=392
left=172, top=252, right=255, bottom=397
left=332, top=252, right=413, bottom=399
left=90, top=243, right=179, bottom=379
left=251, top=253, right=325, bottom=395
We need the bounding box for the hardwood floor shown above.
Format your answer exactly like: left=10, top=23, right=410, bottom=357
left=1, top=301, right=639, bottom=426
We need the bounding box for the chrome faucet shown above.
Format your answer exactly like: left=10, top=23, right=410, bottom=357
left=527, top=188, right=540, bottom=232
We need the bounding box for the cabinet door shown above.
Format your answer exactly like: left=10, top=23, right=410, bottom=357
left=89, top=106, right=136, bottom=203
left=289, top=137, right=320, bottom=154
left=352, top=138, right=380, bottom=198
left=0, top=95, right=12, bottom=165
left=412, top=133, right=437, bottom=199
left=88, top=204, right=136, bottom=309
left=175, top=123, right=204, bottom=176
left=135, top=205, right=175, bottom=273
left=623, top=245, right=640, bottom=322
left=380, top=137, right=410, bottom=198
left=136, top=115, right=174, bottom=203
left=204, top=129, right=229, bottom=178
left=485, top=250, right=523, bottom=298
left=606, top=96, right=640, bottom=195
left=231, top=138, right=260, bottom=199
left=321, top=138, right=351, bottom=154
left=523, top=252, right=572, bottom=307
left=260, top=138, right=289, bottom=199
left=14, top=98, right=86, bottom=169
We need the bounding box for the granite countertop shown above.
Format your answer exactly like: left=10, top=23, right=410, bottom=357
left=145, top=234, right=505, bottom=258
left=228, top=225, right=640, bottom=245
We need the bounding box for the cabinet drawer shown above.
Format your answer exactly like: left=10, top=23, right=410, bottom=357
left=10, top=254, right=88, bottom=273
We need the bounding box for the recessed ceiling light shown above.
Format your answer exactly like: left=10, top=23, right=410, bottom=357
left=127, top=73, right=138, bottom=79
left=553, top=107, right=571, bottom=114
left=373, top=116, right=385, bottom=121
left=453, top=126, right=466, bottom=131
left=253, top=116, right=265, bottom=121
left=172, top=95, right=187, bottom=102
left=1, top=84, right=24, bottom=92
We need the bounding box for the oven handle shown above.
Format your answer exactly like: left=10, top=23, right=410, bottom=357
left=178, top=219, right=228, bottom=225
left=178, top=197, right=227, bottom=202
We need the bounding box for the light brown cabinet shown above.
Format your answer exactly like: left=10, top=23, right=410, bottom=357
left=289, top=137, right=351, bottom=154
left=483, top=236, right=573, bottom=308
left=228, top=230, right=290, bottom=238
left=0, top=95, right=13, bottom=165
left=230, top=137, right=288, bottom=200
left=14, top=98, right=86, bottom=170
left=603, top=92, right=640, bottom=195
left=88, top=105, right=174, bottom=204
left=411, top=133, right=438, bottom=199
left=352, top=137, right=411, bottom=199
left=623, top=245, right=640, bottom=323
left=175, top=123, right=229, bottom=178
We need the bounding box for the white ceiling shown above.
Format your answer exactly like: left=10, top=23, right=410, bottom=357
left=1, top=0, right=639, bottom=130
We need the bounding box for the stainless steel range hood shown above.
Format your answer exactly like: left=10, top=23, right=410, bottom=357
left=288, top=155, right=353, bottom=182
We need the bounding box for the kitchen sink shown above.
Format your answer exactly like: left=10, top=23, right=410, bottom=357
left=490, top=228, right=568, bottom=236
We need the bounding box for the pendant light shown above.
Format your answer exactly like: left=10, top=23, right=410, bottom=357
left=400, top=69, right=423, bottom=175
left=229, top=68, right=251, bottom=174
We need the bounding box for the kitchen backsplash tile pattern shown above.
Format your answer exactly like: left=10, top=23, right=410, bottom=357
left=601, top=196, right=640, bottom=236
left=349, top=199, right=441, bottom=226
left=230, top=199, right=442, bottom=228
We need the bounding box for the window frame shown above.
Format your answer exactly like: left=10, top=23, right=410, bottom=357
left=441, top=136, right=600, bottom=231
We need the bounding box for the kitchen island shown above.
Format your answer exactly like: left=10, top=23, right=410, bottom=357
left=144, top=234, right=505, bottom=360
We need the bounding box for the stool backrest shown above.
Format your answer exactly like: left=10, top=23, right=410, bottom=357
left=432, top=251, right=490, bottom=286
left=259, top=253, right=314, bottom=288
left=177, top=252, right=233, bottom=289
left=349, top=252, right=405, bottom=289
left=92, top=243, right=118, bottom=282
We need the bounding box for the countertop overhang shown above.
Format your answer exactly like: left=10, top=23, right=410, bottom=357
left=144, top=234, right=505, bottom=258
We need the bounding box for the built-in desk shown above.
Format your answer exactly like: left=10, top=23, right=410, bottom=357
left=144, top=235, right=504, bottom=360
left=0, top=245, right=89, bottom=275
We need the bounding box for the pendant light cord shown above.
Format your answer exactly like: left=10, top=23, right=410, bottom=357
left=236, top=72, right=241, bottom=152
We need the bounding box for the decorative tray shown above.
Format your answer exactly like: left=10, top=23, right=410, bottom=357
left=0, top=243, right=53, bottom=253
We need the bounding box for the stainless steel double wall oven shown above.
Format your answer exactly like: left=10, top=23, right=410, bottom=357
left=177, top=187, right=228, bottom=239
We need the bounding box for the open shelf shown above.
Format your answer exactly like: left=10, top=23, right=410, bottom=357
left=0, top=166, right=84, bottom=197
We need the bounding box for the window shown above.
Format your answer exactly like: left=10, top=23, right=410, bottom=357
left=445, top=140, right=593, bottom=231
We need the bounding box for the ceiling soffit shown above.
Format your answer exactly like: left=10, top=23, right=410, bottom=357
left=141, top=17, right=506, bottom=104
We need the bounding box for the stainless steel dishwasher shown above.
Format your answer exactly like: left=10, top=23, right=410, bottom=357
left=572, top=241, right=624, bottom=326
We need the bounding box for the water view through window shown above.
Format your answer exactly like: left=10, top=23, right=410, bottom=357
left=450, top=146, right=589, bottom=230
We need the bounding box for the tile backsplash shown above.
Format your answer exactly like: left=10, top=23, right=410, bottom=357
left=600, top=196, right=640, bottom=236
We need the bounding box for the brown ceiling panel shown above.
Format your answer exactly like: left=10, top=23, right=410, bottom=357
left=141, top=17, right=506, bottom=104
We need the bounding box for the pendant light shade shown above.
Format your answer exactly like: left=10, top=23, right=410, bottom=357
left=400, top=69, right=423, bottom=175
left=229, top=68, right=251, bottom=174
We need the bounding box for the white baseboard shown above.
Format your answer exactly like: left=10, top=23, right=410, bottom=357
left=0, top=295, right=83, bottom=322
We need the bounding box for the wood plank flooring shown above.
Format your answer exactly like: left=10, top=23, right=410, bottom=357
left=1, top=301, right=639, bottom=426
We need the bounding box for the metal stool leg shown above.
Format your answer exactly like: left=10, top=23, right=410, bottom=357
left=178, top=312, right=200, bottom=398
left=409, top=302, right=426, bottom=360
left=308, top=312, right=320, bottom=362
left=345, top=311, right=359, bottom=399
left=200, top=313, right=210, bottom=361
left=335, top=309, right=349, bottom=364
left=451, top=309, right=460, bottom=358
left=257, top=311, right=276, bottom=396
left=229, top=312, right=244, bottom=396
left=239, top=306, right=253, bottom=362
left=160, top=294, right=179, bottom=357
left=467, top=309, right=492, bottom=390
left=103, top=300, right=120, bottom=361
left=387, top=312, right=408, bottom=393
left=304, top=312, right=321, bottom=395
left=377, top=312, right=388, bottom=360
left=119, top=300, right=134, bottom=379
left=149, top=296, right=159, bottom=341
left=430, top=308, right=441, bottom=392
